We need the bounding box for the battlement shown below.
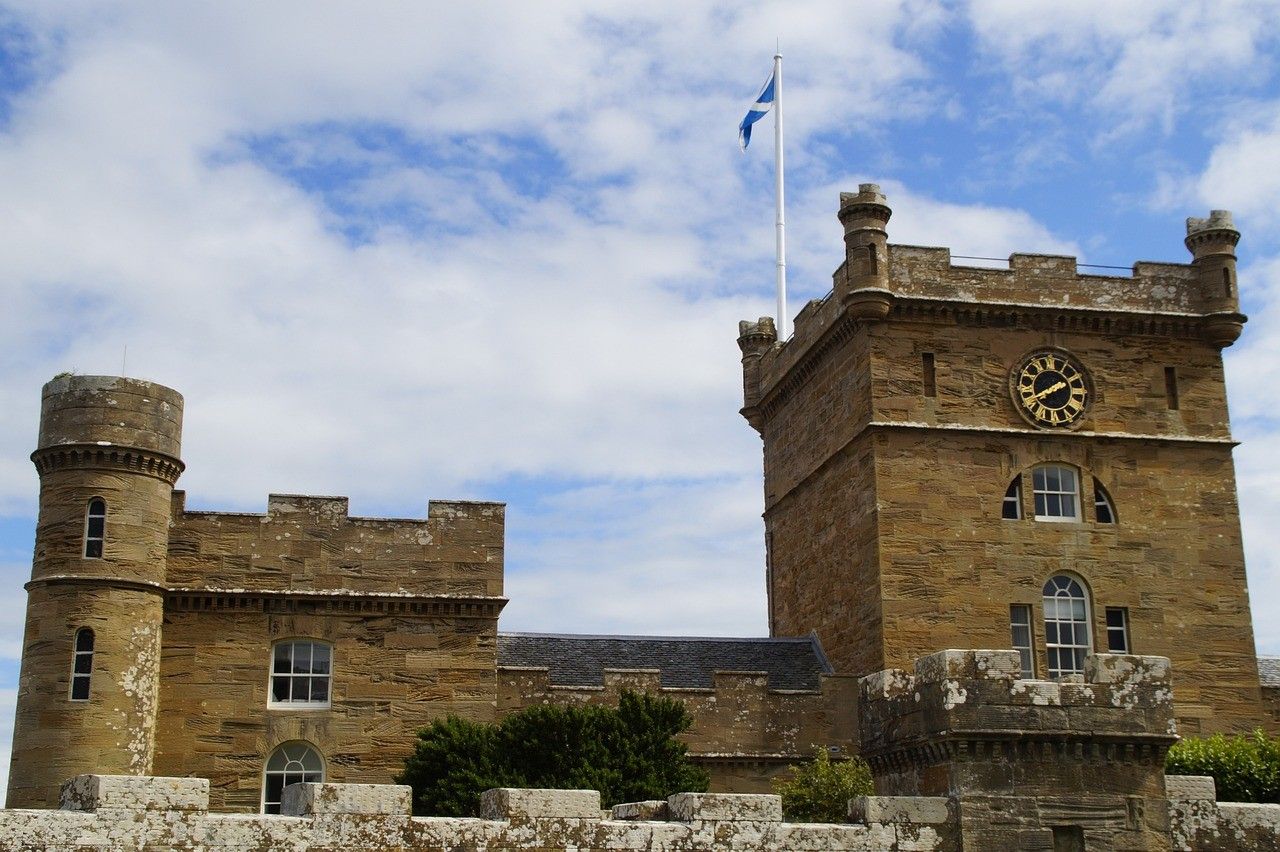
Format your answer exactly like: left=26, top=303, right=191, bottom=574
left=166, top=491, right=505, bottom=597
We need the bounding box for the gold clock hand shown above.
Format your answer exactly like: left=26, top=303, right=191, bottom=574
left=1030, top=380, right=1067, bottom=402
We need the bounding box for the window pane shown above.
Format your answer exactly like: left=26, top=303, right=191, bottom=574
left=74, top=654, right=92, bottom=674
left=1046, top=467, right=1060, bottom=491
left=1060, top=468, right=1076, bottom=492
left=310, top=679, right=328, bottom=703
left=1047, top=494, right=1061, bottom=516
left=1034, top=494, right=1047, bottom=516
left=1106, top=609, right=1124, bottom=628
left=1071, top=599, right=1085, bottom=619
left=1073, top=623, right=1089, bottom=645
left=85, top=540, right=103, bottom=558
left=75, top=630, right=94, bottom=652
left=272, top=676, right=291, bottom=702
left=273, top=643, right=290, bottom=671
left=1033, top=468, right=1047, bottom=490
left=71, top=676, right=90, bottom=700
left=312, top=647, right=331, bottom=674
left=292, top=676, right=308, bottom=699
left=1012, top=625, right=1030, bottom=645
left=87, top=516, right=105, bottom=537
left=1045, top=623, right=1059, bottom=644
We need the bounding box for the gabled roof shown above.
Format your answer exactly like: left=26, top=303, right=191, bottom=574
left=1260, top=656, right=1280, bottom=688
left=497, top=632, right=833, bottom=691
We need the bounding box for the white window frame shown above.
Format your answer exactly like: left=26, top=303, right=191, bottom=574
left=1010, top=604, right=1035, bottom=678
left=261, top=741, right=324, bottom=814
left=1043, top=574, right=1092, bottom=679
left=84, top=497, right=107, bottom=558
left=1105, top=607, right=1130, bottom=653
left=268, top=640, right=333, bottom=709
left=1002, top=475, right=1022, bottom=520
left=1093, top=479, right=1117, bottom=524
left=70, top=627, right=94, bottom=701
left=1032, top=465, right=1080, bottom=523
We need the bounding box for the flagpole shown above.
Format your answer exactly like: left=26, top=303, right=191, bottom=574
left=773, top=52, right=787, bottom=340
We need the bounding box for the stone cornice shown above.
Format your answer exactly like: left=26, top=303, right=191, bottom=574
left=31, top=442, right=185, bottom=485
left=864, top=733, right=1175, bottom=779
left=26, top=575, right=167, bottom=595
left=164, top=588, right=507, bottom=619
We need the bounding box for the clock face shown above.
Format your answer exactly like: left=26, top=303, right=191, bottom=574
left=1013, top=351, right=1089, bottom=427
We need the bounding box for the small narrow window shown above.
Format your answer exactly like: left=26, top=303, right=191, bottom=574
left=262, top=742, right=324, bottom=814
left=922, top=352, right=936, bottom=398
left=1164, top=367, right=1179, bottom=410
left=70, top=628, right=94, bottom=701
left=1093, top=479, right=1116, bottom=524
left=1223, top=267, right=1232, bottom=297
left=1032, top=465, right=1079, bottom=522
left=1043, top=575, right=1091, bottom=678
left=84, top=498, right=106, bottom=558
left=866, top=244, right=877, bottom=275
left=269, top=640, right=332, bottom=706
left=1010, top=604, right=1034, bottom=678
left=1002, top=475, right=1022, bottom=520
left=1106, top=607, right=1130, bottom=653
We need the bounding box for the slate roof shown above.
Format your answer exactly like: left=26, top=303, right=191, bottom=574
left=1260, top=656, right=1280, bottom=688
left=497, top=632, right=833, bottom=691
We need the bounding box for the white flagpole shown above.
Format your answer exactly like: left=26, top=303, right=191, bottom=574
left=773, top=52, right=787, bottom=340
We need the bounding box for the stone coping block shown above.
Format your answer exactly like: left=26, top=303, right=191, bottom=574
left=280, top=782, right=411, bottom=816
left=849, top=795, right=949, bottom=825
left=1166, top=775, right=1217, bottom=802
left=667, top=792, right=783, bottom=823
left=60, top=774, right=209, bottom=812
left=612, top=800, right=669, bottom=821
left=480, top=788, right=602, bottom=820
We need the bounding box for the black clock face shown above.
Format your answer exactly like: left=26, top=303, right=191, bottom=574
left=1014, top=352, right=1089, bottom=427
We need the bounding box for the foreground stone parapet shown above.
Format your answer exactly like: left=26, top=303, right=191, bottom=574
left=667, top=792, right=782, bottom=822
left=60, top=774, right=209, bottom=813
left=480, top=787, right=603, bottom=821
left=280, top=782, right=411, bottom=816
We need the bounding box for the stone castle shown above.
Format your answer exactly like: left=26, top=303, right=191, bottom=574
left=6, top=186, right=1280, bottom=846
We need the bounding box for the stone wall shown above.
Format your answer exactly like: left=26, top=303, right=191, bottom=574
left=740, top=188, right=1266, bottom=736
left=498, top=666, right=859, bottom=792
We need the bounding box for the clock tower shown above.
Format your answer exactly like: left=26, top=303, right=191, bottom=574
left=738, top=185, right=1266, bottom=734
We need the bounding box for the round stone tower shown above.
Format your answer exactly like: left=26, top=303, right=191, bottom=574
left=6, top=375, right=184, bottom=808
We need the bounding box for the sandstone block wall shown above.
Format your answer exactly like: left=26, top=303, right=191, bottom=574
left=498, top=666, right=860, bottom=792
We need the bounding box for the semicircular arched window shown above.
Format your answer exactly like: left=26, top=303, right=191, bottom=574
left=1093, top=478, right=1116, bottom=524
left=1043, top=575, right=1091, bottom=679
left=262, top=741, right=324, bottom=814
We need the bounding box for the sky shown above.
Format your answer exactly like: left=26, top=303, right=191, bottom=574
left=1, top=0, right=1279, bottom=800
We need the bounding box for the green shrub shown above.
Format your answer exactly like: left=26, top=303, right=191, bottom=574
left=397, top=690, right=710, bottom=816
left=773, top=747, right=874, bottom=823
left=1165, top=730, right=1280, bottom=804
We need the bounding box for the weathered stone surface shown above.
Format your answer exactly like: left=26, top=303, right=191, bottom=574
left=60, top=773, right=209, bottom=812
left=667, top=792, right=783, bottom=823
left=1166, top=775, right=1216, bottom=802
left=280, top=781, right=411, bottom=816
left=850, top=796, right=949, bottom=825
left=613, top=799, right=669, bottom=820
left=480, top=787, right=602, bottom=820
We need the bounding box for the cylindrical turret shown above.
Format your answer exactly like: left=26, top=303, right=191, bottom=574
left=837, top=184, right=894, bottom=319
left=7, top=375, right=184, bottom=808
left=1185, top=210, right=1246, bottom=347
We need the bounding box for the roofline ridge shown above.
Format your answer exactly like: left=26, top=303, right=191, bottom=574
left=497, top=631, right=817, bottom=644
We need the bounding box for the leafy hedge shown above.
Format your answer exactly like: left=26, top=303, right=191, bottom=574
left=397, top=690, right=709, bottom=816
left=772, top=747, right=874, bottom=823
left=1165, top=730, right=1280, bottom=804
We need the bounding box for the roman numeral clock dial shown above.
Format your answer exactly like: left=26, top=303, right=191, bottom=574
left=1011, top=351, right=1090, bottom=428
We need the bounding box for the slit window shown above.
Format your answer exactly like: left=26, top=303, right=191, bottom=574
left=1164, top=367, right=1179, bottom=410
left=866, top=244, right=877, bottom=275
left=71, top=628, right=94, bottom=701
left=1093, top=479, right=1116, bottom=524
left=1002, top=475, right=1022, bottom=520
left=84, top=498, right=106, bottom=558
left=1106, top=607, right=1130, bottom=653
left=922, top=353, right=936, bottom=397
left=269, top=640, right=332, bottom=707
left=1032, top=465, right=1079, bottom=522
left=1223, top=268, right=1232, bottom=297
left=1010, top=604, right=1034, bottom=678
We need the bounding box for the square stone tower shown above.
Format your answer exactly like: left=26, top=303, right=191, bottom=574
left=738, top=185, right=1265, bottom=734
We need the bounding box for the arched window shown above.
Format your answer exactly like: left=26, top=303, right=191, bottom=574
left=1043, top=575, right=1091, bottom=678
left=84, top=498, right=106, bottom=558
left=261, top=741, right=324, bottom=814
left=1032, top=465, right=1079, bottom=522
left=70, top=627, right=94, bottom=700
left=1093, top=479, right=1116, bottom=524
left=1002, top=475, right=1022, bottom=520
left=269, top=640, right=332, bottom=707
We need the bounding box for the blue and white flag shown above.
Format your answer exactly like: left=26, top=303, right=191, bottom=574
left=738, top=70, right=775, bottom=151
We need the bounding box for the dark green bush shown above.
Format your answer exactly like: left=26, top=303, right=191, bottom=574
left=397, top=690, right=710, bottom=816
left=772, top=747, right=874, bottom=823
left=1165, top=730, right=1280, bottom=804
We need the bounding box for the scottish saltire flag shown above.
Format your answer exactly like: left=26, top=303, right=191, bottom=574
left=738, top=70, right=775, bottom=150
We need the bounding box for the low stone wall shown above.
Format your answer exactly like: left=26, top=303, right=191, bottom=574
left=0, top=775, right=952, bottom=851
left=1168, top=775, right=1280, bottom=851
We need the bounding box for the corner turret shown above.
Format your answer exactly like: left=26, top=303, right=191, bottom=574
left=836, top=184, right=894, bottom=319
left=737, top=317, right=778, bottom=430
left=1185, top=210, right=1246, bottom=347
